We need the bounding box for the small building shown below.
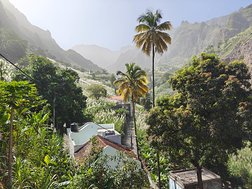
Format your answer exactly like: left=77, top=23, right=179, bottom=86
left=66, top=122, right=121, bottom=157
left=169, top=168, right=221, bottom=189
left=74, top=135, right=139, bottom=168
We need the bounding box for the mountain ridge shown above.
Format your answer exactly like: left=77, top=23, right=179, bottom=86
left=0, top=0, right=103, bottom=72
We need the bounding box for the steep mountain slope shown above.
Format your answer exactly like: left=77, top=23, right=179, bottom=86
left=0, top=0, right=103, bottom=72
left=162, top=4, right=252, bottom=68
left=219, top=26, right=252, bottom=74
left=72, top=44, right=120, bottom=70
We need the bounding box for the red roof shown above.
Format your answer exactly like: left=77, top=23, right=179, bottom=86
left=74, top=135, right=137, bottom=164
left=108, top=95, right=124, bottom=102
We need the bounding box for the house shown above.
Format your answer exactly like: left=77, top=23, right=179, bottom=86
left=65, top=121, right=140, bottom=169
left=74, top=135, right=139, bottom=169
left=169, top=168, right=222, bottom=189
left=66, top=122, right=121, bottom=157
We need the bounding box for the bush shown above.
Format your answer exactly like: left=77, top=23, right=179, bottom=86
left=228, top=142, right=252, bottom=188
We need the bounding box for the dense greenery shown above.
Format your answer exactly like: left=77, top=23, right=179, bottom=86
left=15, top=55, right=87, bottom=133
left=86, top=84, right=107, bottom=99
left=0, top=81, right=74, bottom=188
left=0, top=80, right=147, bottom=188
left=228, top=142, right=252, bottom=188
left=147, top=53, right=252, bottom=188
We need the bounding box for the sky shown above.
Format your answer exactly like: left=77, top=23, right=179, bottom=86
left=9, top=0, right=252, bottom=51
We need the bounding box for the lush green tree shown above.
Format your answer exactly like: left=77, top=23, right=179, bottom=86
left=14, top=55, right=87, bottom=133
left=0, top=81, right=75, bottom=189
left=228, top=142, right=252, bottom=188
left=86, top=84, right=107, bottom=99
left=114, top=63, right=148, bottom=159
left=133, top=10, right=171, bottom=107
left=147, top=53, right=252, bottom=189
left=0, top=81, right=45, bottom=188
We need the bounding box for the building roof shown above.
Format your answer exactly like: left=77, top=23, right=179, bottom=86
left=108, top=95, right=124, bottom=102
left=169, top=168, right=221, bottom=186
left=74, top=135, right=136, bottom=164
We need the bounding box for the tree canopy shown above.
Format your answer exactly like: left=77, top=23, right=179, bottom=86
left=86, top=84, right=107, bottom=99
left=146, top=53, right=252, bottom=188
left=14, top=55, right=87, bottom=133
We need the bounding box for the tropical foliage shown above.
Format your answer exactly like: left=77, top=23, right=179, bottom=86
left=147, top=53, right=252, bottom=188
left=0, top=81, right=74, bottom=188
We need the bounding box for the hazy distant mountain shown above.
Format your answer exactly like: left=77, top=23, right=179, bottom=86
left=0, top=0, right=103, bottom=72
left=107, top=46, right=153, bottom=73
left=106, top=4, right=252, bottom=73
left=72, top=44, right=120, bottom=70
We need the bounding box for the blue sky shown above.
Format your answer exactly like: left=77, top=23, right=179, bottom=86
left=9, top=0, right=252, bottom=51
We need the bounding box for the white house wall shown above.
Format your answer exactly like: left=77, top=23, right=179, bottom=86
left=102, top=146, right=140, bottom=169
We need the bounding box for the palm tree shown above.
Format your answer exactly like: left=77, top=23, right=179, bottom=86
left=114, top=63, right=148, bottom=159
left=133, top=9, right=171, bottom=107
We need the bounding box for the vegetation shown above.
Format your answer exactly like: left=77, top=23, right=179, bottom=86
left=0, top=80, right=146, bottom=189
left=15, top=55, right=87, bottom=133
left=68, top=137, right=148, bottom=189
left=134, top=9, right=172, bottom=107
left=147, top=53, right=252, bottom=189
left=0, top=81, right=74, bottom=188
left=1, top=3, right=252, bottom=188
left=228, top=142, right=252, bottom=188
left=86, top=84, right=107, bottom=99
left=114, top=63, right=148, bottom=159
left=0, top=59, right=13, bottom=81
left=85, top=98, right=127, bottom=133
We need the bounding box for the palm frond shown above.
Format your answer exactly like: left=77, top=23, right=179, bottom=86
left=135, top=24, right=150, bottom=32
left=156, top=31, right=171, bottom=44
left=114, top=63, right=148, bottom=103
left=156, top=21, right=172, bottom=31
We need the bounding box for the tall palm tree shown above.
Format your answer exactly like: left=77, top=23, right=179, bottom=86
left=114, top=63, right=148, bottom=159
left=133, top=9, right=171, bottom=107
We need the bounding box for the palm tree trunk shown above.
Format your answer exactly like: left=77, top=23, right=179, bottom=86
left=152, top=44, right=162, bottom=188
left=152, top=43, right=155, bottom=108
left=8, top=108, right=14, bottom=189
left=132, top=96, right=140, bottom=160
